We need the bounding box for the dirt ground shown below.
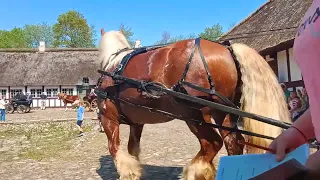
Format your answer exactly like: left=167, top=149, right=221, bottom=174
left=0, top=108, right=228, bottom=180
left=0, top=108, right=318, bottom=180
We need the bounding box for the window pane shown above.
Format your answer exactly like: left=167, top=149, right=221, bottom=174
left=53, top=89, right=58, bottom=97
left=36, top=89, right=42, bottom=97
left=46, top=89, right=52, bottom=97
left=31, top=89, right=36, bottom=97
left=68, top=89, right=73, bottom=95
left=10, top=89, right=23, bottom=98
left=0, top=90, right=6, bottom=99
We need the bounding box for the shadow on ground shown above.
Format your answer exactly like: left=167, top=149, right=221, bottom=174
left=97, top=155, right=183, bottom=180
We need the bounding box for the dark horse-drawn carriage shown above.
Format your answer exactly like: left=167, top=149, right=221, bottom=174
left=5, top=93, right=33, bottom=114
left=83, top=89, right=98, bottom=111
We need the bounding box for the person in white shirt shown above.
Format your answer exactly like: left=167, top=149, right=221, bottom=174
left=0, top=97, right=6, bottom=121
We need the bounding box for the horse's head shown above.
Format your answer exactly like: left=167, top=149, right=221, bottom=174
left=57, top=93, right=66, bottom=100
left=98, top=27, right=131, bottom=71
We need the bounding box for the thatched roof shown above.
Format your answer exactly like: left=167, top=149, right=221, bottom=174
left=0, top=48, right=101, bottom=86
left=219, top=0, right=312, bottom=54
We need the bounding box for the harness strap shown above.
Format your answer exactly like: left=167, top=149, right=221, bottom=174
left=196, top=38, right=215, bottom=89
left=179, top=39, right=198, bottom=82
left=175, top=38, right=238, bottom=108
left=181, top=81, right=238, bottom=108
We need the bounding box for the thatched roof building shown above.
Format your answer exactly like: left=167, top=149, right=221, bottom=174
left=219, top=0, right=312, bottom=55
left=0, top=48, right=100, bottom=87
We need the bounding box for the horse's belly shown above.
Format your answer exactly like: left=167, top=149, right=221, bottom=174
left=119, top=94, right=203, bottom=124
left=120, top=103, right=173, bottom=124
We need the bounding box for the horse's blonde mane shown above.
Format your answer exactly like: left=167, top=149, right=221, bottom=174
left=98, top=30, right=132, bottom=71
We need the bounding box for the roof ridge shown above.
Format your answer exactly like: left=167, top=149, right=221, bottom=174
left=219, top=0, right=273, bottom=40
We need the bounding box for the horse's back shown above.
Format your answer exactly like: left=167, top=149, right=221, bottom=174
left=120, top=38, right=238, bottom=100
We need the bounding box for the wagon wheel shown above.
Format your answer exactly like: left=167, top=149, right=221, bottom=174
left=90, top=99, right=98, bottom=110
left=83, top=101, right=91, bottom=112
left=25, top=106, right=31, bottom=113
left=5, top=104, right=14, bottom=114
left=17, top=105, right=27, bottom=114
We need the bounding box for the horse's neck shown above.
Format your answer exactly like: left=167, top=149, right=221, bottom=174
left=104, top=49, right=132, bottom=71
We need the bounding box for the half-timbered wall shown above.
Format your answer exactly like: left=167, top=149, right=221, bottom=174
left=267, top=47, right=304, bottom=91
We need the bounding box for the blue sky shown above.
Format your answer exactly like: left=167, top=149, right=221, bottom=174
left=0, top=0, right=267, bottom=46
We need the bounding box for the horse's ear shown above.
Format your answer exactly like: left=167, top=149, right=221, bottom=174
left=101, top=28, right=105, bottom=36
left=119, top=28, right=124, bottom=34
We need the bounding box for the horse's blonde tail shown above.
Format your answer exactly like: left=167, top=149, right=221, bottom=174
left=230, top=43, right=291, bottom=154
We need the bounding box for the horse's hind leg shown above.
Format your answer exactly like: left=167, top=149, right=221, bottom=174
left=128, top=124, right=144, bottom=160
left=214, top=113, right=245, bottom=155
left=182, top=109, right=223, bottom=180
left=100, top=99, right=142, bottom=180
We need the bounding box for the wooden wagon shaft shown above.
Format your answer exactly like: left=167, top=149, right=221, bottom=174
left=97, top=69, right=292, bottom=129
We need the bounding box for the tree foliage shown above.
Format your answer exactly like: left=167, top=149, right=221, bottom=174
left=154, top=32, right=196, bottom=45
left=52, top=10, right=96, bottom=48
left=169, top=34, right=196, bottom=43
left=119, top=23, right=135, bottom=47
left=0, top=28, right=30, bottom=48
left=156, top=31, right=171, bottom=44
left=24, top=22, right=54, bottom=47
left=198, top=24, right=223, bottom=41
left=228, top=22, right=236, bottom=31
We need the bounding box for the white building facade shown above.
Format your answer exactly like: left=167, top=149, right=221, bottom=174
left=0, top=48, right=100, bottom=108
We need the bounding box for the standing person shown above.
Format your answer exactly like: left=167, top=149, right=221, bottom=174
left=268, top=0, right=320, bottom=178
left=288, top=91, right=302, bottom=121
left=74, top=100, right=85, bottom=136
left=40, top=92, right=47, bottom=110
left=301, top=87, right=310, bottom=108
left=0, top=97, right=6, bottom=121
left=280, top=83, right=291, bottom=103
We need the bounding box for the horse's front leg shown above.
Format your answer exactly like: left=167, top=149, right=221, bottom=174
left=128, top=124, right=144, bottom=161
left=64, top=101, right=67, bottom=111
left=101, top=99, right=142, bottom=180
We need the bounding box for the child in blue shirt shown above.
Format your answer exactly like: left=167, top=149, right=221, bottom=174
left=74, top=100, right=85, bottom=136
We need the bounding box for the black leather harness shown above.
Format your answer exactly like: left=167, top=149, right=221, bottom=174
left=95, top=38, right=242, bottom=125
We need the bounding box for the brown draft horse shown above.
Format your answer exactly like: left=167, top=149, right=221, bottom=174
left=96, top=28, right=291, bottom=180
left=57, top=93, right=80, bottom=111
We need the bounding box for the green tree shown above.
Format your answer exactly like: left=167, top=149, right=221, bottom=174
left=53, top=10, right=96, bottom=48
left=24, top=22, right=54, bottom=47
left=154, top=32, right=196, bottom=45
left=0, top=27, right=30, bottom=48
left=168, top=33, right=196, bottom=43
left=155, top=31, right=171, bottom=44
left=228, top=22, right=236, bottom=31
left=198, top=24, right=223, bottom=41
left=119, top=23, right=135, bottom=47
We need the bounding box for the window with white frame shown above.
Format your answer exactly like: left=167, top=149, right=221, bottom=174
left=83, top=77, right=89, bottom=84
left=0, top=89, right=6, bottom=99
left=61, top=88, right=74, bottom=95
left=30, top=88, right=42, bottom=98
left=10, top=89, right=23, bottom=98
left=46, top=88, right=58, bottom=98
